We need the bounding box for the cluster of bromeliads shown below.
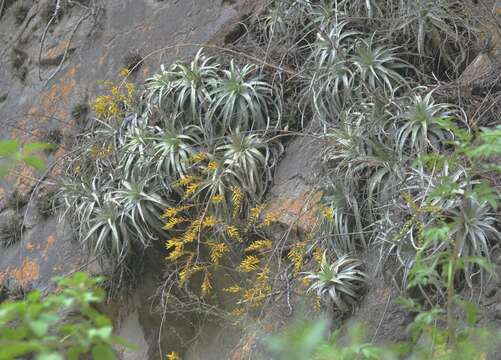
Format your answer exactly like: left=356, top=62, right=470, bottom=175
left=59, top=0, right=500, bottom=329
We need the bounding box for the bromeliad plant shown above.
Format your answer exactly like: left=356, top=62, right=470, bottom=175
left=391, top=0, right=479, bottom=73
left=392, top=90, right=460, bottom=155
left=145, top=49, right=218, bottom=121
left=208, top=61, right=282, bottom=133
left=303, top=252, right=368, bottom=313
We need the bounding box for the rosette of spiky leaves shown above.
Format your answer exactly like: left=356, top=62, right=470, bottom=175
left=59, top=176, right=132, bottom=266
left=392, top=91, right=458, bottom=154
left=120, top=126, right=155, bottom=179
left=83, top=195, right=131, bottom=267
left=59, top=176, right=107, bottom=236
left=208, top=61, right=282, bottom=133
left=310, top=20, right=359, bottom=67
left=392, top=0, right=478, bottom=72
left=111, top=179, right=170, bottom=245
left=447, top=194, right=501, bottom=286
left=151, top=123, right=203, bottom=186
left=304, top=253, right=367, bottom=313
left=259, top=0, right=312, bottom=43
left=351, top=38, right=408, bottom=92
left=216, top=131, right=273, bottom=198
left=320, top=186, right=359, bottom=255
left=306, top=59, right=354, bottom=121
left=145, top=49, right=218, bottom=121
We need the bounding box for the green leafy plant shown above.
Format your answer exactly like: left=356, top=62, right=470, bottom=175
left=0, top=272, right=135, bottom=360
left=0, top=140, right=52, bottom=177
left=303, top=252, right=367, bottom=313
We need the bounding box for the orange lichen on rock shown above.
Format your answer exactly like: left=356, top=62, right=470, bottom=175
left=10, top=258, right=40, bottom=287
left=41, top=235, right=57, bottom=261
left=264, top=188, right=322, bottom=232
left=44, top=39, right=76, bottom=61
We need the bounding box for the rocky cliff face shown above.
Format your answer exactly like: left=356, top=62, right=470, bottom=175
left=0, top=1, right=259, bottom=358
left=2, top=1, right=501, bottom=360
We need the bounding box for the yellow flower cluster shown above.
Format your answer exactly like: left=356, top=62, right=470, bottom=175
left=193, top=152, right=207, bottom=162
left=161, top=205, right=192, bottom=219
left=202, top=215, right=218, bottom=227
left=245, top=239, right=272, bottom=253
left=162, top=216, right=188, bottom=230
left=245, top=203, right=266, bottom=231
left=241, top=268, right=271, bottom=308
left=225, top=225, right=242, bottom=242
left=206, top=161, right=218, bottom=172
left=89, top=144, right=113, bottom=160
left=167, top=351, right=180, bottom=360
left=165, top=238, right=184, bottom=262
left=321, top=206, right=334, bottom=220
left=224, top=285, right=242, bottom=294
left=92, top=79, right=135, bottom=120
left=201, top=271, right=212, bottom=297
left=208, top=241, right=228, bottom=266
left=179, top=264, right=202, bottom=287
left=185, top=183, right=200, bottom=197
left=257, top=212, right=276, bottom=229
left=288, top=242, right=305, bottom=275
left=239, top=255, right=260, bottom=272
left=211, top=194, right=224, bottom=204
left=231, top=186, right=242, bottom=217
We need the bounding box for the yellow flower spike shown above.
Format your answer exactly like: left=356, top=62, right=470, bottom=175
left=245, top=239, right=273, bottom=253
left=231, top=186, right=242, bottom=217
left=225, top=225, right=242, bottom=242
left=193, top=152, right=207, bottom=162
left=167, top=351, right=181, bottom=360
left=224, top=285, right=242, bottom=293
left=239, top=255, right=260, bottom=272
left=178, top=176, right=194, bottom=186
left=119, top=68, right=130, bottom=77
left=160, top=205, right=191, bottom=219
left=179, top=265, right=202, bottom=287
left=245, top=203, right=266, bottom=231
left=313, top=246, right=323, bottom=263
left=166, top=244, right=185, bottom=262
left=208, top=241, right=228, bottom=266
left=185, top=182, right=200, bottom=197
left=182, top=228, right=198, bottom=244
left=321, top=206, right=334, bottom=220
left=162, top=217, right=188, bottom=230
left=206, top=161, right=218, bottom=172
left=211, top=194, right=224, bottom=204
left=201, top=272, right=212, bottom=297
left=288, top=242, right=305, bottom=275
left=230, top=307, right=244, bottom=317
left=257, top=212, right=276, bottom=229
left=202, top=215, right=218, bottom=228
left=165, top=238, right=180, bottom=250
